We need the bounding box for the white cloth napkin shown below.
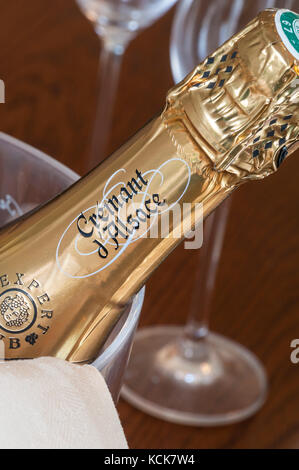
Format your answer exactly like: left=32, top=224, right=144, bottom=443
left=0, top=356, right=128, bottom=449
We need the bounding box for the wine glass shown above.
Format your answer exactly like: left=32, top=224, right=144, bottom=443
left=121, top=0, right=296, bottom=426
left=76, top=0, right=178, bottom=170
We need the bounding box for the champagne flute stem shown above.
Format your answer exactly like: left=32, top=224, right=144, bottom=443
left=184, top=198, right=232, bottom=342
left=87, top=38, right=126, bottom=171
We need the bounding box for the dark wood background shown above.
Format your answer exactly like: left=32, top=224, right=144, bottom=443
left=0, top=0, right=298, bottom=449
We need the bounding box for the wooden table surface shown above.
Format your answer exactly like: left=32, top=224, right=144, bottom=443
left=1, top=0, right=298, bottom=449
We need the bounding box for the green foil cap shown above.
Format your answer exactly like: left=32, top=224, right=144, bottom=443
left=275, top=9, right=299, bottom=60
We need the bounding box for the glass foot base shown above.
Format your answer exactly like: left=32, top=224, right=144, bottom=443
left=122, top=326, right=268, bottom=426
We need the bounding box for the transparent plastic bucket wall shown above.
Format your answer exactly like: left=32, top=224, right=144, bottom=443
left=0, top=132, right=144, bottom=402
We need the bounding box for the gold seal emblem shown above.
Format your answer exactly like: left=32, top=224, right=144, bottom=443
left=0, top=289, right=37, bottom=334
left=0, top=293, right=30, bottom=327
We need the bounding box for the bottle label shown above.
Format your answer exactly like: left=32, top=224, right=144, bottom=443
left=56, top=159, right=192, bottom=279
left=275, top=9, right=299, bottom=60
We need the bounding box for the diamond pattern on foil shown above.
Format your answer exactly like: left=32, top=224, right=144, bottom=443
left=250, top=112, right=292, bottom=162
left=207, top=82, right=216, bottom=89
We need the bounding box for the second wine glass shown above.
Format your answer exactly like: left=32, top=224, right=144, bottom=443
left=76, top=0, right=178, bottom=171
left=121, top=0, right=283, bottom=426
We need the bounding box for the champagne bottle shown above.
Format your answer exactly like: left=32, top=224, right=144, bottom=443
left=0, top=9, right=298, bottom=363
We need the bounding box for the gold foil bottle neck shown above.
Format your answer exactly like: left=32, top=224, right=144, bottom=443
left=164, top=9, right=299, bottom=185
